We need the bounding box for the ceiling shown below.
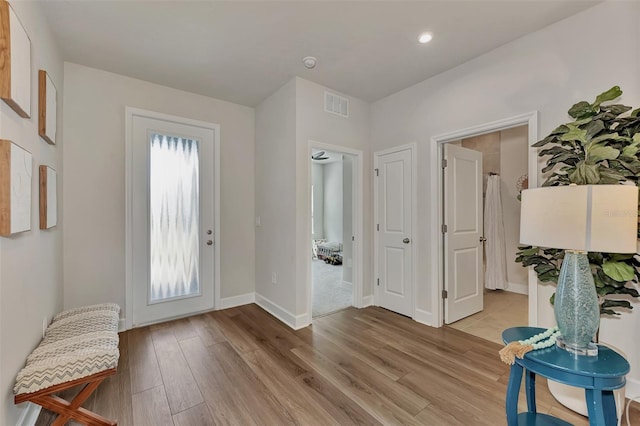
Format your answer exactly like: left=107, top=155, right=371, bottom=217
left=40, top=1, right=598, bottom=107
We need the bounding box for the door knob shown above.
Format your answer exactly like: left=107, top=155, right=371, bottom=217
left=403, top=238, right=410, bottom=244
left=480, top=236, right=487, bottom=242
left=206, top=240, right=213, bottom=246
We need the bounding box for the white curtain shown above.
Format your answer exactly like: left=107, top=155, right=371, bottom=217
left=484, top=175, right=508, bottom=290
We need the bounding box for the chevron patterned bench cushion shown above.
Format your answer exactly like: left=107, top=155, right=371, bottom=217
left=14, top=305, right=120, bottom=396
left=52, top=303, right=120, bottom=323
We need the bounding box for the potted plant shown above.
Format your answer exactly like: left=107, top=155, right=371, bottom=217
left=516, top=86, right=640, bottom=416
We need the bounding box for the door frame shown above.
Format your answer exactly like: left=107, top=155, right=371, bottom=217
left=124, top=107, right=221, bottom=330
left=430, top=112, right=538, bottom=327
left=307, top=140, right=364, bottom=320
left=373, top=143, right=418, bottom=317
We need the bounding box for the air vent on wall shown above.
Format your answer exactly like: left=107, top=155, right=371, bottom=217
left=324, top=91, right=349, bottom=118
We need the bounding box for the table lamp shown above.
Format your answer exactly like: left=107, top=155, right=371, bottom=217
left=520, top=184, right=638, bottom=356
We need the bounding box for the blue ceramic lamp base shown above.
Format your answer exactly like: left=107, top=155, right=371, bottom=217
left=554, top=251, right=600, bottom=357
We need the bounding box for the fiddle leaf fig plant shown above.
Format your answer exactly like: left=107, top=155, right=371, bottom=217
left=516, top=86, right=640, bottom=315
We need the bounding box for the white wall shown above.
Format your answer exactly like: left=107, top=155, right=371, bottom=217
left=255, top=79, right=297, bottom=315
left=371, top=1, right=640, bottom=391
left=342, top=155, right=353, bottom=283
left=295, top=78, right=370, bottom=317
left=323, top=161, right=343, bottom=243
left=63, top=63, right=255, bottom=320
left=311, top=163, right=324, bottom=239
left=0, top=2, right=64, bottom=424
left=256, top=77, right=369, bottom=324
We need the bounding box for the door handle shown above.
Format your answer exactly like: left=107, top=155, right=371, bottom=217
left=206, top=240, right=213, bottom=246
left=479, top=236, right=486, bottom=242
left=403, top=238, right=410, bottom=244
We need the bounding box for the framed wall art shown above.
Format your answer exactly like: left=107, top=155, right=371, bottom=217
left=38, top=70, right=57, bottom=145
left=0, top=0, right=31, bottom=118
left=39, top=165, right=57, bottom=229
left=0, top=139, right=32, bottom=236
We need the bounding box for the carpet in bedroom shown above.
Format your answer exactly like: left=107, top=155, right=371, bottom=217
left=312, top=259, right=352, bottom=317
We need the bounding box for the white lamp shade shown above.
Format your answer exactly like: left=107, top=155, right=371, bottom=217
left=520, top=185, right=638, bottom=253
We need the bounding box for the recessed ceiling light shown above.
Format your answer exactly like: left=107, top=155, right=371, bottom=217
left=418, top=33, right=433, bottom=44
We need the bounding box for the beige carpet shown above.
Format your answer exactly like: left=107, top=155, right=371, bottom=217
left=312, top=259, right=352, bottom=317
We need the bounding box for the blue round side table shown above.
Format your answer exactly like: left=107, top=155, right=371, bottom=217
left=503, top=327, right=629, bottom=426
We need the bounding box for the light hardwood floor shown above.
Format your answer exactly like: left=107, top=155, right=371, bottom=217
left=36, top=304, right=639, bottom=425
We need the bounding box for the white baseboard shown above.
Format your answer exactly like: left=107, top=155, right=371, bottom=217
left=414, top=308, right=435, bottom=327
left=627, top=377, right=640, bottom=401
left=506, top=281, right=528, bottom=295
left=361, top=295, right=374, bottom=307
left=218, top=292, right=255, bottom=310
left=16, top=402, right=41, bottom=426
left=255, top=293, right=309, bottom=330
left=118, top=318, right=126, bottom=332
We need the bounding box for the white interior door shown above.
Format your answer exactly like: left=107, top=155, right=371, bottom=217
left=444, top=144, right=483, bottom=324
left=131, top=112, right=216, bottom=326
left=375, top=146, right=413, bottom=317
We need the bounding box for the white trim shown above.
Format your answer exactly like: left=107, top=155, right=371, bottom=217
left=626, top=378, right=640, bottom=403
left=414, top=308, right=434, bottom=327
left=16, top=402, right=41, bottom=426
left=118, top=318, right=126, bottom=332
left=505, top=281, right=528, bottom=295
left=218, top=292, right=256, bottom=309
left=256, top=293, right=309, bottom=330
left=124, top=107, right=221, bottom=330
left=306, top=141, right=364, bottom=316
left=361, top=295, right=374, bottom=307
left=373, top=143, right=418, bottom=319
left=430, top=112, right=539, bottom=327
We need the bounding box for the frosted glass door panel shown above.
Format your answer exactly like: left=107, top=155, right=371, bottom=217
left=130, top=111, right=216, bottom=327
left=149, top=134, right=200, bottom=302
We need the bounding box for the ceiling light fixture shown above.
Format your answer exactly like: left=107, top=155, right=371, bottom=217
left=302, top=56, right=317, bottom=69
left=418, top=32, right=433, bottom=44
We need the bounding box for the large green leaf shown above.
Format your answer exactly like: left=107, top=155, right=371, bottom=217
left=569, top=162, right=600, bottom=184
left=568, top=101, right=595, bottom=119
left=584, top=120, right=605, bottom=141
left=593, top=86, right=622, bottom=108
left=602, top=261, right=635, bottom=282
left=559, top=125, right=588, bottom=145
left=590, top=132, right=629, bottom=145
left=587, top=145, right=620, bottom=163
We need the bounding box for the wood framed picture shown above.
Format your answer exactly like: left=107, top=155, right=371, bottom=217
left=39, top=166, right=57, bottom=229
left=38, top=70, right=57, bottom=144
left=0, top=0, right=31, bottom=118
left=0, top=139, right=32, bottom=236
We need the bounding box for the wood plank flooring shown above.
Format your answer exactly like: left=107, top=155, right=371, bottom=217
left=35, top=305, right=640, bottom=425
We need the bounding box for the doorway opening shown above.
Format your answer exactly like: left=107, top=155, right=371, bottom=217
left=444, top=126, right=529, bottom=344
left=311, top=149, right=354, bottom=317
left=307, top=142, right=363, bottom=321
left=429, top=111, right=539, bottom=339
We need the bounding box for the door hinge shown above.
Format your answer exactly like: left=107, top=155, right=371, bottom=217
left=441, top=224, right=448, bottom=233
left=442, top=289, right=448, bottom=299
left=376, top=224, right=379, bottom=231
left=377, top=278, right=380, bottom=286
left=352, top=236, right=355, bottom=241
left=375, top=168, right=379, bottom=176
left=441, top=159, right=447, bottom=169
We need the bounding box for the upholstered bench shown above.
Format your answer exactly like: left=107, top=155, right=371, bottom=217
left=14, top=303, right=120, bottom=426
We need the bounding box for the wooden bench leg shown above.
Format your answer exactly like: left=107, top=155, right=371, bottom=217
left=15, top=369, right=117, bottom=426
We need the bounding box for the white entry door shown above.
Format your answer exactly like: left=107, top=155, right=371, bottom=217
left=129, top=110, right=217, bottom=326
left=375, top=146, right=414, bottom=317
left=444, top=144, right=483, bottom=324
